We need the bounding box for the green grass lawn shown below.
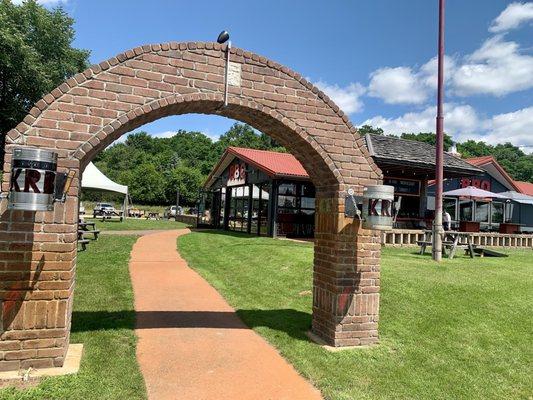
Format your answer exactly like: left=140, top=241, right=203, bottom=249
left=178, top=231, right=533, bottom=400
left=83, top=217, right=189, bottom=231
left=0, top=236, right=146, bottom=400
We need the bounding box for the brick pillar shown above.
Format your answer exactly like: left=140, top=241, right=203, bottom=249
left=312, top=189, right=381, bottom=347
left=0, top=157, right=79, bottom=372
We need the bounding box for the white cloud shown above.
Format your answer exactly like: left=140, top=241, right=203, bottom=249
left=368, top=67, right=428, bottom=104
left=367, top=56, right=456, bottom=105
left=314, top=81, right=365, bottom=114
left=151, top=130, right=177, bottom=139
left=361, top=103, right=480, bottom=136
left=482, top=106, right=533, bottom=149
left=489, top=2, right=533, bottom=32
left=11, top=0, right=68, bottom=5
left=361, top=104, right=533, bottom=151
left=452, top=35, right=533, bottom=96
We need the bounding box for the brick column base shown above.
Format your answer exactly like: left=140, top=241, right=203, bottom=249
left=312, top=195, right=381, bottom=347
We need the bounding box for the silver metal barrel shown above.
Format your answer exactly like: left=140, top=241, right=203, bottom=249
left=8, top=147, right=58, bottom=211
left=362, top=185, right=394, bottom=230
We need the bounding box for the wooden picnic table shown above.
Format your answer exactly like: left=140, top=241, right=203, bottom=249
left=94, top=210, right=124, bottom=222
left=78, top=220, right=100, bottom=243
left=146, top=212, right=161, bottom=220
left=418, top=230, right=476, bottom=259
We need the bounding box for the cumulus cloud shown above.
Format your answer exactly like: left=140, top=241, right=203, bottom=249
left=361, top=104, right=533, bottom=151
left=361, top=103, right=480, bottom=136
left=368, top=67, right=428, bottom=104
left=314, top=81, right=365, bottom=114
left=452, top=35, right=533, bottom=96
left=367, top=56, right=456, bottom=105
left=489, top=2, right=533, bottom=32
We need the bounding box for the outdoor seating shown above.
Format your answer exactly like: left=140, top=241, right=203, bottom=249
left=146, top=212, right=161, bottom=220
left=78, top=220, right=100, bottom=251
left=418, top=230, right=477, bottom=259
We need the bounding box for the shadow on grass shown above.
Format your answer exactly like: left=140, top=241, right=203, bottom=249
left=71, top=309, right=311, bottom=341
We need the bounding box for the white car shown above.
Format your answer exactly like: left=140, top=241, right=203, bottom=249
left=165, top=205, right=183, bottom=219
left=93, top=202, right=115, bottom=216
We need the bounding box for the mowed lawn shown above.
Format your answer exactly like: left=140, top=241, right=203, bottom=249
left=83, top=217, right=189, bottom=231
left=178, top=231, right=533, bottom=400
left=0, top=236, right=146, bottom=400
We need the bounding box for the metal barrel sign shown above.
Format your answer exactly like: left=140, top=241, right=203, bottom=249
left=362, top=185, right=394, bottom=230
left=8, top=147, right=58, bottom=211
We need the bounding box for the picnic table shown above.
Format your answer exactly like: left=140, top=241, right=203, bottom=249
left=93, top=209, right=124, bottom=222
left=78, top=220, right=100, bottom=251
left=418, top=230, right=476, bottom=259
left=146, top=212, right=161, bottom=220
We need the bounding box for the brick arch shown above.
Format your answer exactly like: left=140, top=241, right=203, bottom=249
left=0, top=42, right=382, bottom=372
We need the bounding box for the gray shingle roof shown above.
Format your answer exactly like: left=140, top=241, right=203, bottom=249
left=363, top=134, right=483, bottom=175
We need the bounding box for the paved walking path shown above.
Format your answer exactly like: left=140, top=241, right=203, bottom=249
left=129, top=230, right=322, bottom=400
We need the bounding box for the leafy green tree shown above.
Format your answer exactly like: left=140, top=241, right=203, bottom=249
left=0, top=0, right=89, bottom=164
left=164, top=165, right=204, bottom=205
left=456, top=140, right=493, bottom=158
left=399, top=132, right=454, bottom=151
left=215, top=123, right=284, bottom=155
left=358, top=125, right=384, bottom=135
left=127, top=163, right=166, bottom=205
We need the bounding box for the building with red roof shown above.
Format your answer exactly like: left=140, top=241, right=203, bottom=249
left=202, top=143, right=533, bottom=237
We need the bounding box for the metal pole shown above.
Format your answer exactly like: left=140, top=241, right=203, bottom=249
left=432, top=0, right=445, bottom=262
left=175, top=189, right=180, bottom=221
left=223, top=41, right=232, bottom=107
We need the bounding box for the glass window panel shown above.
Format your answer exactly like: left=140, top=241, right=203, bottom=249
left=278, top=183, right=296, bottom=195
left=278, top=195, right=297, bottom=208
left=444, top=198, right=457, bottom=220
left=300, top=183, right=315, bottom=197
left=475, top=201, right=489, bottom=223
left=491, top=202, right=504, bottom=224
left=301, top=197, right=315, bottom=209
left=459, top=200, right=473, bottom=221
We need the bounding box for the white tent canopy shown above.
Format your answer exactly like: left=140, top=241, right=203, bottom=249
left=82, top=162, right=128, bottom=195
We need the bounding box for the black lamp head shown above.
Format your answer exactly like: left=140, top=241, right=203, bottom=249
left=217, top=30, right=230, bottom=44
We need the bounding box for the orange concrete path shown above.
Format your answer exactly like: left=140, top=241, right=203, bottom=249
left=129, top=229, right=323, bottom=400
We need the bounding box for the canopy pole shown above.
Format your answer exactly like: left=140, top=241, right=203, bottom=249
left=432, top=0, right=445, bottom=262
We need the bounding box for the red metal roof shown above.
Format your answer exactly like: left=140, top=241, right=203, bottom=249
left=465, top=155, right=494, bottom=166
left=514, top=180, right=533, bottom=196
left=465, top=156, right=520, bottom=191
left=227, top=147, right=309, bottom=178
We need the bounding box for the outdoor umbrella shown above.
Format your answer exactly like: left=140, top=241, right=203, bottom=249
left=443, top=186, right=508, bottom=199
left=499, top=191, right=533, bottom=205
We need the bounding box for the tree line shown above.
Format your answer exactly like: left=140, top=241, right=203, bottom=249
left=87, top=123, right=283, bottom=205
left=1, top=1, right=531, bottom=207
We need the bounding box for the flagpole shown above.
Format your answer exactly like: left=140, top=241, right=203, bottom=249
left=432, top=0, right=445, bottom=262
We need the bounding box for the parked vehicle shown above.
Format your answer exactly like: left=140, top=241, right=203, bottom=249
left=164, top=205, right=183, bottom=219
left=93, top=202, right=115, bottom=217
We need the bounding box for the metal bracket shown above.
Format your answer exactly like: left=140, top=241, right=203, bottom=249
left=344, top=188, right=362, bottom=219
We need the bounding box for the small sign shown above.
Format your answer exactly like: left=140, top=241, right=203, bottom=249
left=228, top=62, right=241, bottom=87
left=384, top=178, right=420, bottom=195
left=227, top=161, right=246, bottom=186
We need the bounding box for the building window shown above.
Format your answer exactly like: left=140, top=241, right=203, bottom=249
left=475, top=201, right=490, bottom=223
left=459, top=200, right=473, bottom=221
left=491, top=202, right=504, bottom=224
left=444, top=197, right=457, bottom=220
left=276, top=181, right=315, bottom=238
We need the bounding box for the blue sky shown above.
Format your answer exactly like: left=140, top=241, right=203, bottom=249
left=22, top=0, right=533, bottom=151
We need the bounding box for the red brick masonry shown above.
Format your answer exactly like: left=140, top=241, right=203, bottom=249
left=0, top=41, right=382, bottom=372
